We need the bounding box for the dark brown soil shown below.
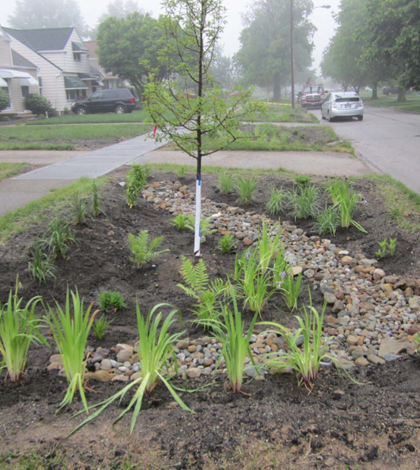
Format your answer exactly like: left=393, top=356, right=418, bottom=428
left=1, top=168, right=420, bottom=469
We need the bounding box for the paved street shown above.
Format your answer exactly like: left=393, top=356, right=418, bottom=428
left=313, top=106, right=420, bottom=193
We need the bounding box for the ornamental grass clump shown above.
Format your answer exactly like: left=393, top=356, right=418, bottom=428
left=256, top=223, right=282, bottom=275
left=0, top=282, right=46, bottom=383
left=235, top=176, right=257, bottom=205
left=314, top=206, right=340, bottom=236
left=28, top=239, right=56, bottom=284
left=234, top=249, right=273, bottom=314
left=266, top=187, right=285, bottom=215
left=287, top=184, right=319, bottom=220
left=70, top=303, right=191, bottom=436
left=218, top=234, right=235, bottom=254
left=45, top=216, right=76, bottom=259
left=71, top=192, right=88, bottom=225
left=262, top=298, right=329, bottom=391
left=219, top=171, right=235, bottom=195
left=91, top=180, right=103, bottom=217
left=48, top=289, right=98, bottom=412
left=126, top=164, right=148, bottom=209
left=94, top=315, right=114, bottom=340
left=204, top=293, right=258, bottom=394
left=280, top=272, right=302, bottom=311
left=327, top=179, right=366, bottom=232
left=128, top=230, right=169, bottom=269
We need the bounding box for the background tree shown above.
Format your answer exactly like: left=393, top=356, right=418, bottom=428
left=208, top=46, right=235, bottom=90
left=8, top=0, right=88, bottom=36
left=235, top=0, right=315, bottom=102
left=97, top=12, right=170, bottom=97
left=0, top=90, right=10, bottom=112
left=361, top=0, right=420, bottom=102
left=144, top=0, right=262, bottom=257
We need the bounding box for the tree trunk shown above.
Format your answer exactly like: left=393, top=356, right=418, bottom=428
left=397, top=87, right=406, bottom=102
left=371, top=82, right=378, bottom=100
left=272, top=73, right=281, bottom=102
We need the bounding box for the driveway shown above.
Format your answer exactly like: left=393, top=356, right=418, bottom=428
left=313, top=106, right=420, bottom=192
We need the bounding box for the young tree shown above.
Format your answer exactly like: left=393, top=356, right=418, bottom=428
left=8, top=0, right=88, bottom=36
left=144, top=0, right=262, bottom=257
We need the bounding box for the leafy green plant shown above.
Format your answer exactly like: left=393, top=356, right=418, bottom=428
left=28, top=240, right=56, bottom=284
left=218, top=234, right=235, bottom=254
left=219, top=171, right=235, bottom=195
left=94, top=315, right=114, bottom=340
left=266, top=187, right=285, bottom=214
left=170, top=213, right=188, bottom=231
left=71, top=192, right=88, bottom=225
left=327, top=179, right=366, bottom=232
left=70, top=303, right=191, bottom=436
left=287, top=185, right=319, bottom=220
left=0, top=281, right=46, bottom=383
left=376, top=237, right=397, bottom=259
left=45, top=216, right=76, bottom=259
left=185, top=215, right=216, bottom=241
left=235, top=176, right=257, bottom=205
left=126, top=164, right=148, bottom=209
left=279, top=272, right=302, bottom=311
left=48, top=289, right=97, bottom=412
left=98, top=291, right=126, bottom=313
left=91, top=180, right=102, bottom=217
left=294, top=175, right=311, bottom=187
left=128, top=231, right=169, bottom=269
left=262, top=298, right=329, bottom=391
left=256, top=224, right=282, bottom=275
left=177, top=257, right=231, bottom=323
left=314, top=206, right=340, bottom=235
left=176, top=165, right=188, bottom=178
left=202, top=293, right=258, bottom=393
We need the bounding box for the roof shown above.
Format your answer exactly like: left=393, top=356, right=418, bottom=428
left=72, top=41, right=87, bottom=52
left=3, top=27, right=74, bottom=52
left=11, top=50, right=37, bottom=69
left=83, top=41, right=98, bottom=58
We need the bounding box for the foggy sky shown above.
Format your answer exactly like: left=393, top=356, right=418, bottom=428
left=0, top=0, right=339, bottom=72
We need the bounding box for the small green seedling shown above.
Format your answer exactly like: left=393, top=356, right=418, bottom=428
left=218, top=234, right=235, bottom=254
left=375, top=237, right=397, bottom=259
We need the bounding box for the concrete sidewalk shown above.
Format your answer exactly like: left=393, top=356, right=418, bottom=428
left=139, top=149, right=371, bottom=177
left=0, top=133, right=167, bottom=216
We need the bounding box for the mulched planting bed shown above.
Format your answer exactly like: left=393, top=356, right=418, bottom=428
left=1, top=168, right=420, bottom=468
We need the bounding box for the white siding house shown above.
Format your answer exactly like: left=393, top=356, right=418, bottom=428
left=1, top=26, right=103, bottom=113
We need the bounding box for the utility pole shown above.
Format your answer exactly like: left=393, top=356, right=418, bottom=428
left=290, top=0, right=295, bottom=108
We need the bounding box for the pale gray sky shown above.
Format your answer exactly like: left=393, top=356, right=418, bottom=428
left=0, top=0, right=339, bottom=71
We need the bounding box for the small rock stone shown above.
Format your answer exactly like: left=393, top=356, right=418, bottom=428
left=85, top=370, right=113, bottom=382
left=186, top=367, right=201, bottom=378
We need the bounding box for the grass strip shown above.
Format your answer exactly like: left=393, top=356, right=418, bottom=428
left=0, top=143, right=75, bottom=150
left=0, top=177, right=108, bottom=243
left=353, top=173, right=420, bottom=231
left=25, top=110, right=152, bottom=125
left=0, top=163, right=32, bottom=183
left=0, top=123, right=153, bottom=142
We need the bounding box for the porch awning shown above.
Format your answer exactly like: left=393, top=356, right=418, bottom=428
left=72, top=42, right=88, bottom=52
left=78, top=72, right=100, bottom=81
left=19, top=77, right=38, bottom=86
left=64, top=76, right=88, bottom=90
left=0, top=69, right=37, bottom=85
left=0, top=77, right=7, bottom=87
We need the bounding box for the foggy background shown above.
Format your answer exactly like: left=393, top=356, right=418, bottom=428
left=0, top=0, right=339, bottom=73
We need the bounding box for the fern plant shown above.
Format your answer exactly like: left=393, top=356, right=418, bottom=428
left=170, top=214, right=188, bottom=231
left=185, top=215, right=216, bottom=241
left=177, top=257, right=210, bottom=299
left=128, top=231, right=169, bottom=269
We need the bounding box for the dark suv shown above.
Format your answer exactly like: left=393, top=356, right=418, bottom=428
left=71, top=88, right=139, bottom=115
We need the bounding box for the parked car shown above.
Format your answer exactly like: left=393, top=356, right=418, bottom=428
left=382, top=85, right=399, bottom=95
left=321, top=91, right=364, bottom=121
left=298, top=84, right=326, bottom=108
left=71, top=88, right=139, bottom=115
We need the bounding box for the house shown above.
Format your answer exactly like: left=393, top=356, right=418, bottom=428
left=84, top=40, right=127, bottom=90
left=0, top=26, right=103, bottom=113
left=0, top=28, right=40, bottom=114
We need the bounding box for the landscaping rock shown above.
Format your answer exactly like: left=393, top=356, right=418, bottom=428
left=85, top=371, right=113, bottom=382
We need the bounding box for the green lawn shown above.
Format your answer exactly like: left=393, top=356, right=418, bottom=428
left=196, top=124, right=353, bottom=153
left=243, top=103, right=318, bottom=123
left=0, top=123, right=153, bottom=142
left=0, top=143, right=75, bottom=150
left=0, top=163, right=32, bottom=183
left=360, top=90, right=420, bottom=113
left=25, top=110, right=152, bottom=125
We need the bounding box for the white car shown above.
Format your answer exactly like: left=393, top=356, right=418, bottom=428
left=321, top=91, right=364, bottom=121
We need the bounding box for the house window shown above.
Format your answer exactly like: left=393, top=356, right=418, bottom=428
left=38, top=77, right=43, bottom=96
left=21, top=86, right=30, bottom=98
left=66, top=89, right=87, bottom=100
left=73, top=53, right=81, bottom=62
